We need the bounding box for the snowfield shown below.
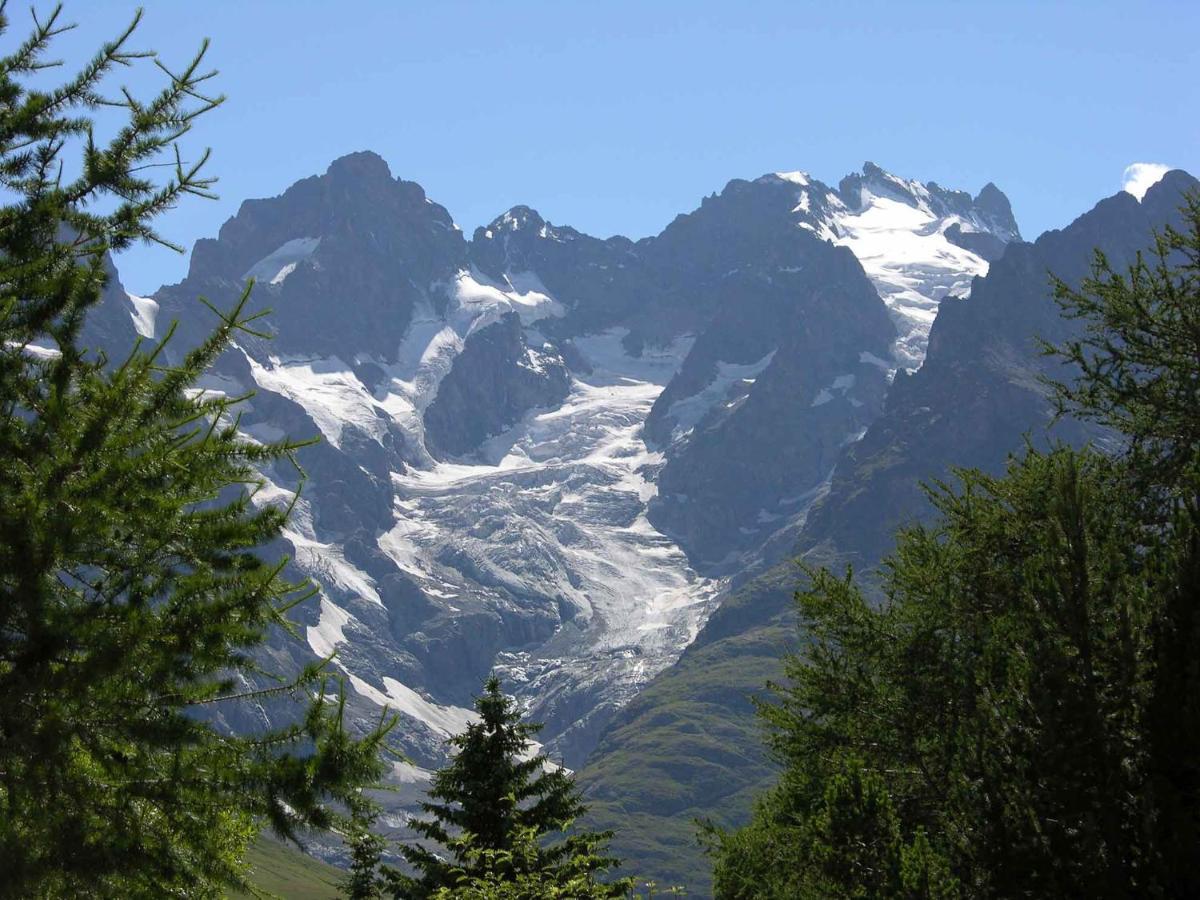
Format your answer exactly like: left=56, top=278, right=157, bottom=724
left=830, top=182, right=993, bottom=371
left=378, top=328, right=722, bottom=748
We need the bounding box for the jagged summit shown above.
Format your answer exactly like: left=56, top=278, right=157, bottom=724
left=483, top=204, right=546, bottom=234
left=325, top=148, right=395, bottom=182
left=744, top=162, right=1024, bottom=369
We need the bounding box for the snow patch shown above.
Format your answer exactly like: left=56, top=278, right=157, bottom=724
left=830, top=186, right=991, bottom=370
left=451, top=267, right=563, bottom=329
left=5, top=340, right=60, bottom=360
left=126, top=292, right=159, bottom=338
left=859, top=350, right=892, bottom=371
left=811, top=373, right=857, bottom=407
left=775, top=170, right=810, bottom=186
left=243, top=237, right=321, bottom=286
left=348, top=674, right=476, bottom=737
left=307, top=597, right=352, bottom=658
left=247, top=354, right=385, bottom=448
left=666, top=351, right=776, bottom=440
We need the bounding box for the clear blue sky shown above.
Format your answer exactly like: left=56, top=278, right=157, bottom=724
left=33, top=0, right=1200, bottom=295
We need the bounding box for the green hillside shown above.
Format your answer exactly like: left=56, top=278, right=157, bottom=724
left=229, top=837, right=344, bottom=900
left=577, top=562, right=800, bottom=895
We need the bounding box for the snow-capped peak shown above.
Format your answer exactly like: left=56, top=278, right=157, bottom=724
left=760, top=162, right=1021, bottom=372
left=774, top=170, right=810, bottom=186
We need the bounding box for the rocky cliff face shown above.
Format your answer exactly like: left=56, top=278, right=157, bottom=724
left=423, top=311, right=571, bottom=459
left=805, top=168, right=1198, bottom=566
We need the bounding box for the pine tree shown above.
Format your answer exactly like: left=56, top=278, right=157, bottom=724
left=386, top=676, right=628, bottom=899
left=0, top=7, right=391, bottom=897
left=426, top=826, right=637, bottom=899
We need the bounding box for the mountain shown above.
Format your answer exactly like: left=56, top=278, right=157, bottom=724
left=577, top=169, right=1199, bottom=893
left=88, top=152, right=1020, bottom=868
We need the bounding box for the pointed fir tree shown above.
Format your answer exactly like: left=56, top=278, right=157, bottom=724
left=0, top=6, right=392, bottom=897
left=385, top=676, right=628, bottom=899
left=343, top=804, right=387, bottom=900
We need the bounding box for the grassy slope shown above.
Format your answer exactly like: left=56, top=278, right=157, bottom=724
left=228, top=837, right=344, bottom=900
left=577, top=563, right=801, bottom=896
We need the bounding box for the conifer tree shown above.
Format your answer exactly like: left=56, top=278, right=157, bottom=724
left=1044, top=193, right=1200, bottom=489
left=386, top=676, right=628, bottom=899
left=343, top=806, right=387, bottom=900
left=0, top=6, right=391, bottom=897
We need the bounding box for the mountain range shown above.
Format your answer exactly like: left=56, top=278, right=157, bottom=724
left=86, top=153, right=1197, bottom=893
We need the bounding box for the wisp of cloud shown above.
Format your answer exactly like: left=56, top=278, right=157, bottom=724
left=1122, top=162, right=1171, bottom=200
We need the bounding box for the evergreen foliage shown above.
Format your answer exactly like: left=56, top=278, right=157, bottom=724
left=385, top=676, right=629, bottom=899
left=710, top=198, right=1200, bottom=897
left=1045, top=194, right=1200, bottom=487
left=423, top=826, right=635, bottom=899
left=0, top=6, right=391, bottom=896
left=343, top=806, right=387, bottom=900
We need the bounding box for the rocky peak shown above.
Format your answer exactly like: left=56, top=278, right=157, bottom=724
left=649, top=174, right=829, bottom=281
left=974, top=182, right=1019, bottom=236
left=488, top=205, right=547, bottom=235
left=159, top=151, right=467, bottom=362
left=836, top=163, right=1020, bottom=241
left=325, top=149, right=395, bottom=183
left=471, top=205, right=575, bottom=281
left=186, top=151, right=462, bottom=287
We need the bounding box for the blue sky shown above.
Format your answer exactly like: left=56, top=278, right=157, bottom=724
left=30, top=0, right=1200, bottom=294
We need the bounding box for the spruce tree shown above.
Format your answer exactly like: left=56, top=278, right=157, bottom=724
left=0, top=7, right=391, bottom=897
left=386, top=676, right=628, bottom=899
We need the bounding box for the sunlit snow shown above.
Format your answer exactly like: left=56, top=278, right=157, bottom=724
left=126, top=292, right=159, bottom=338
left=376, top=328, right=722, bottom=723
left=243, top=236, right=321, bottom=286
left=831, top=184, right=992, bottom=371
left=348, top=674, right=477, bottom=738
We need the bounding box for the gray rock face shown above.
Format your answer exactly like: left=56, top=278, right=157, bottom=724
left=423, top=312, right=570, bottom=459
left=806, top=168, right=1200, bottom=567
left=646, top=249, right=895, bottom=565
left=470, top=207, right=651, bottom=339
left=161, top=150, right=467, bottom=362
left=82, top=255, right=148, bottom=361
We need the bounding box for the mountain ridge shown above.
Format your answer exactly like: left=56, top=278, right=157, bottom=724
left=577, top=167, right=1199, bottom=893
left=91, top=150, right=1025, bottom=869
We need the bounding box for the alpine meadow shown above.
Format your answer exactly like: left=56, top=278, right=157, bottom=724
left=0, top=3, right=1196, bottom=898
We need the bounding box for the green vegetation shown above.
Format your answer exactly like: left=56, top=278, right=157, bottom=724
left=0, top=7, right=390, bottom=897
left=579, top=566, right=797, bottom=895
left=230, top=838, right=344, bottom=900
left=380, top=676, right=631, bottom=899
left=708, top=199, right=1200, bottom=897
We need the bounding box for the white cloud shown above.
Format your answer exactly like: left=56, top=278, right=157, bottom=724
left=1122, top=162, right=1171, bottom=201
